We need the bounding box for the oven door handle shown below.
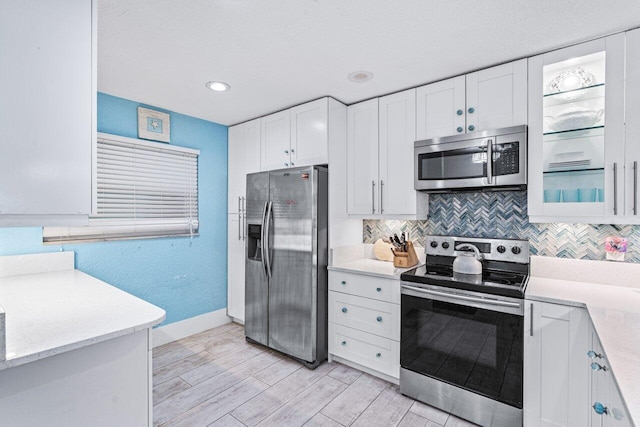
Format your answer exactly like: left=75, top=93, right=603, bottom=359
left=401, top=284, right=522, bottom=310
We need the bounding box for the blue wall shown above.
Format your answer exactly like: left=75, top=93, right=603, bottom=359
left=0, top=93, right=228, bottom=326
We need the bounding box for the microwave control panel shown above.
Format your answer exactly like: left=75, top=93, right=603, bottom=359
left=494, top=142, right=520, bottom=176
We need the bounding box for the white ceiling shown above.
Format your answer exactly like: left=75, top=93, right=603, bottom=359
left=98, top=0, right=640, bottom=126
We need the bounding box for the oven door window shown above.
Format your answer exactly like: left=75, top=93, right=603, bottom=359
left=400, top=294, right=523, bottom=408
left=418, top=146, right=487, bottom=181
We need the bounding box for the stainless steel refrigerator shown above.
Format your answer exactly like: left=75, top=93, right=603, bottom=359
left=244, top=165, right=328, bottom=368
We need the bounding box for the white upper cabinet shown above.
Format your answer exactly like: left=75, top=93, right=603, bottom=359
left=416, top=76, right=465, bottom=139
left=416, top=59, right=527, bottom=141
left=347, top=90, right=428, bottom=218
left=624, top=28, right=640, bottom=223
left=261, top=98, right=330, bottom=171
left=0, top=0, right=94, bottom=226
left=379, top=90, right=418, bottom=215
left=466, top=59, right=528, bottom=132
left=290, top=98, right=329, bottom=167
left=228, top=119, right=261, bottom=214
left=347, top=99, right=379, bottom=215
left=261, top=110, right=291, bottom=171
left=527, top=34, right=629, bottom=223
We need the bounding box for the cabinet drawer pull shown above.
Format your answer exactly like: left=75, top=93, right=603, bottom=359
left=591, top=362, right=607, bottom=372
left=634, top=160, right=638, bottom=215
left=284, top=149, right=289, bottom=154
left=371, top=180, right=376, bottom=214
left=593, top=402, right=608, bottom=415
left=456, top=126, right=463, bottom=133
left=341, top=280, right=347, bottom=285
left=376, top=287, right=382, bottom=292
left=341, top=340, right=346, bottom=346
left=341, top=307, right=348, bottom=313
left=587, top=350, right=603, bottom=359
left=468, top=107, right=475, bottom=114
left=376, top=352, right=381, bottom=358
left=456, top=109, right=463, bottom=116
left=613, top=162, right=618, bottom=215
left=376, top=316, right=383, bottom=322
left=285, top=162, right=289, bottom=167
left=468, top=125, right=475, bottom=132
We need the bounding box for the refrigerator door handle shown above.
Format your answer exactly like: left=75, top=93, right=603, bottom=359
left=264, top=201, right=273, bottom=278
left=260, top=201, right=269, bottom=278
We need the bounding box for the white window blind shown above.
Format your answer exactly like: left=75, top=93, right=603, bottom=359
left=43, top=133, right=199, bottom=243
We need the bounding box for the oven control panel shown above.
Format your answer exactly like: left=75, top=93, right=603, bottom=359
left=425, top=235, right=530, bottom=264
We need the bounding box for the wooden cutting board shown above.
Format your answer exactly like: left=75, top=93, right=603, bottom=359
left=373, top=238, right=394, bottom=262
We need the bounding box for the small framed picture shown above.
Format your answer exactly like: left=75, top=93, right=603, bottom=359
left=138, top=107, right=170, bottom=142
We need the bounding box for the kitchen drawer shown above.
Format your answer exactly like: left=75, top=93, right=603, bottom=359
left=328, top=271, right=400, bottom=304
left=329, top=291, right=400, bottom=340
left=330, top=323, right=400, bottom=379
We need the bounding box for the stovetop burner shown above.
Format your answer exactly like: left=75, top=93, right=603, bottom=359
left=400, top=235, right=530, bottom=298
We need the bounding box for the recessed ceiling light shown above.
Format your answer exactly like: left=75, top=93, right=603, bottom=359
left=347, top=71, right=374, bottom=83
left=205, top=81, right=230, bottom=92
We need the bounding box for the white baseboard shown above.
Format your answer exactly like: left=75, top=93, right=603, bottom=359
left=152, top=308, right=231, bottom=348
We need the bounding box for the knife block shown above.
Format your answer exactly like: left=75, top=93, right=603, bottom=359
left=393, top=241, right=419, bottom=268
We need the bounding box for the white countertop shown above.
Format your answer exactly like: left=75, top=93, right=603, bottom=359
left=328, top=258, right=418, bottom=279
left=328, top=243, right=425, bottom=279
left=0, top=266, right=165, bottom=371
left=527, top=256, right=640, bottom=425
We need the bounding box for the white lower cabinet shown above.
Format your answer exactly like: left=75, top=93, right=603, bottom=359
left=328, top=270, right=400, bottom=380
left=331, top=324, right=399, bottom=378
left=524, top=300, right=633, bottom=427
left=588, top=324, right=633, bottom=427
left=227, top=213, right=245, bottom=322
left=524, top=300, right=590, bottom=427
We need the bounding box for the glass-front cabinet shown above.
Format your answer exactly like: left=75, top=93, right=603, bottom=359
left=528, top=34, right=628, bottom=223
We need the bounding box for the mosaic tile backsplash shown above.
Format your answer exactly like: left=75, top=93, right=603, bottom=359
left=363, top=191, right=640, bottom=263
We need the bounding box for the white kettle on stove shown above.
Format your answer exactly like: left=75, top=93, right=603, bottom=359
left=452, top=244, right=483, bottom=275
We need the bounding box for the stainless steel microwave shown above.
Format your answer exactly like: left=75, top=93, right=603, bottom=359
left=414, top=125, right=527, bottom=192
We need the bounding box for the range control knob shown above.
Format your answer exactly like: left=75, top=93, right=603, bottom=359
left=511, top=246, right=522, bottom=255
left=430, top=241, right=438, bottom=248
left=442, top=242, right=450, bottom=249
left=497, top=245, right=506, bottom=254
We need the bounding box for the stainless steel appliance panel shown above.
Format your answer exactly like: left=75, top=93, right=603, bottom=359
left=400, top=368, right=522, bottom=427
left=267, top=167, right=317, bottom=362
left=414, top=125, right=527, bottom=192
left=244, top=171, right=270, bottom=346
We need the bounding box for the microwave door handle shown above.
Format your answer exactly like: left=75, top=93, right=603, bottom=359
left=486, top=138, right=493, bottom=185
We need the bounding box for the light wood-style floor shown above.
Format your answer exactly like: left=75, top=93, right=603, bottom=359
left=153, top=322, right=480, bottom=427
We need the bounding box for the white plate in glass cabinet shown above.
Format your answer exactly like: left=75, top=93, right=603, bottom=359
left=528, top=35, right=627, bottom=223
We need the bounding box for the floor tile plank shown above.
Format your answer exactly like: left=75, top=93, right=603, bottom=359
left=207, top=414, right=246, bottom=427
left=231, top=362, right=336, bottom=427
left=302, top=413, right=344, bottom=427
left=398, top=411, right=440, bottom=427
left=326, top=363, right=363, bottom=385
left=251, top=356, right=302, bottom=386
left=320, top=373, right=388, bottom=426
left=409, top=401, right=450, bottom=425
left=255, top=376, right=347, bottom=427
left=154, top=351, right=218, bottom=385
left=179, top=344, right=265, bottom=386
left=155, top=351, right=281, bottom=425
left=162, top=377, right=269, bottom=427
left=351, top=386, right=414, bottom=427
left=153, top=377, right=192, bottom=405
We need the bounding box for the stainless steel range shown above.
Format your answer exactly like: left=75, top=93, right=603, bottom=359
left=399, top=235, right=530, bottom=427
